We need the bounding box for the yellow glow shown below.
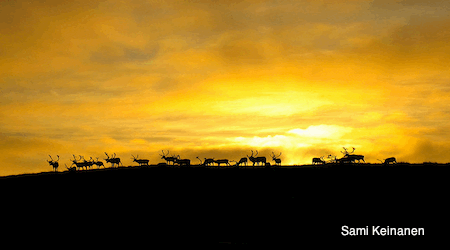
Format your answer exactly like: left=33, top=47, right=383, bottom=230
left=288, top=125, right=353, bottom=139
left=231, top=135, right=311, bottom=148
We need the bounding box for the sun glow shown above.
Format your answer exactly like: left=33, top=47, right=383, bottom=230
left=288, top=125, right=353, bottom=139
left=229, top=126, right=353, bottom=148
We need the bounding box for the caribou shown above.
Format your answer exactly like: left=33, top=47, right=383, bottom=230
left=72, top=155, right=88, bottom=170
left=81, top=156, right=94, bottom=169
left=131, top=155, right=149, bottom=166
left=65, top=164, right=76, bottom=172
left=327, top=155, right=337, bottom=164
left=378, top=157, right=397, bottom=165
left=237, top=157, right=248, bottom=167
left=340, top=147, right=365, bottom=163
left=271, top=152, right=282, bottom=166
left=232, top=157, right=248, bottom=167
left=312, top=156, right=325, bottom=165
left=196, top=157, right=215, bottom=167
left=160, top=150, right=177, bottom=165
left=47, top=155, right=59, bottom=172
left=104, top=152, right=122, bottom=167
left=174, top=155, right=190, bottom=167
left=214, top=159, right=230, bottom=167
left=93, top=157, right=105, bottom=168
left=247, top=150, right=266, bottom=167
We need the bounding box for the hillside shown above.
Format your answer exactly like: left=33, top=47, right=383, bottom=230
left=1, top=164, right=446, bottom=245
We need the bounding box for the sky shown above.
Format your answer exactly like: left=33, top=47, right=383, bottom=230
left=1, top=0, right=450, bottom=176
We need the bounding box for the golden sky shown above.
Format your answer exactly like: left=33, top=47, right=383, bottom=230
left=2, top=0, right=450, bottom=175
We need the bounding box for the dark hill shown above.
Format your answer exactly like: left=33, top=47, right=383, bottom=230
left=1, top=164, right=446, bottom=246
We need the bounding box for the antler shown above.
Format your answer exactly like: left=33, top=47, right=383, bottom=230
left=255, top=150, right=259, bottom=157
left=351, top=147, right=355, bottom=154
left=48, top=155, right=53, bottom=161
left=56, top=155, right=59, bottom=161
left=104, top=152, right=109, bottom=158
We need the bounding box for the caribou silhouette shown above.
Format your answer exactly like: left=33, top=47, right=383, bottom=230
left=71, top=155, right=88, bottom=170
left=312, top=156, right=325, bottom=165
left=131, top=155, right=149, bottom=166
left=47, top=155, right=59, bottom=172
left=339, top=147, right=365, bottom=163
left=104, top=152, right=122, bottom=167
left=81, top=156, right=94, bottom=169
left=271, top=152, right=282, bottom=166
left=196, top=157, right=215, bottom=167
left=214, top=159, right=230, bottom=167
left=65, top=164, right=76, bottom=172
left=237, top=157, right=248, bottom=167
left=93, top=157, right=104, bottom=168
left=174, top=155, right=190, bottom=166
left=160, top=150, right=177, bottom=165
left=231, top=157, right=248, bottom=167
left=247, top=150, right=266, bottom=167
left=378, top=157, right=397, bottom=165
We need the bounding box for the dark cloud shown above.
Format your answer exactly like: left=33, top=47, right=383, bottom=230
left=217, top=39, right=266, bottom=65
left=371, top=0, right=450, bottom=10
left=404, top=139, right=450, bottom=163
left=90, top=44, right=159, bottom=65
